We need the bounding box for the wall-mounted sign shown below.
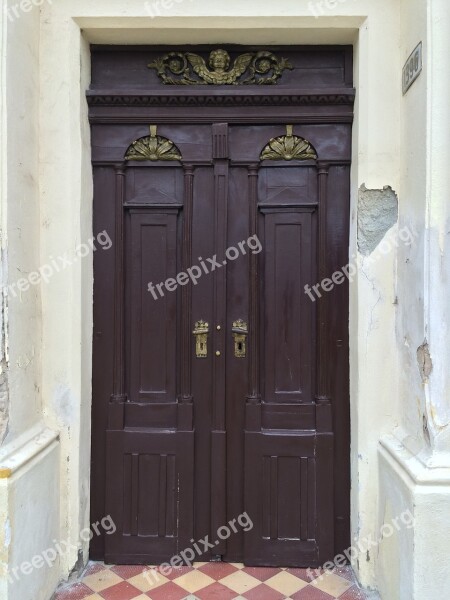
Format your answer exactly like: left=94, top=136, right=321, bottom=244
left=403, top=42, right=423, bottom=95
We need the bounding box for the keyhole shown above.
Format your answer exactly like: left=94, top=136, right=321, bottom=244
left=238, top=342, right=243, bottom=352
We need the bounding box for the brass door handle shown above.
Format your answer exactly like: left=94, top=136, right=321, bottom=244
left=193, top=320, right=209, bottom=358
left=232, top=320, right=248, bottom=358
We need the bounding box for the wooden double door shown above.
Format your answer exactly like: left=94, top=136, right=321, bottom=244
left=90, top=46, right=352, bottom=568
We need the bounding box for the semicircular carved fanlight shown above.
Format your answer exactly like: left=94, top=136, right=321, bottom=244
left=260, top=125, right=318, bottom=162
left=125, top=125, right=182, bottom=162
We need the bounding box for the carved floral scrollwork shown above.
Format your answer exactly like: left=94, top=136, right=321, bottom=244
left=148, top=49, right=293, bottom=86
left=124, top=125, right=182, bottom=161
left=260, top=125, right=318, bottom=161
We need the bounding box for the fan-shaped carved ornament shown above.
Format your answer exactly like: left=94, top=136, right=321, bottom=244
left=260, top=125, right=318, bottom=161
left=124, top=125, right=182, bottom=162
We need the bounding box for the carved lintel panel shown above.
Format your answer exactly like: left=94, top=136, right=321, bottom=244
left=148, top=50, right=293, bottom=86
left=260, top=125, right=318, bottom=162
left=125, top=125, right=182, bottom=162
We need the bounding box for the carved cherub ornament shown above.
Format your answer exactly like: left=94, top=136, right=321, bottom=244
left=148, top=49, right=293, bottom=85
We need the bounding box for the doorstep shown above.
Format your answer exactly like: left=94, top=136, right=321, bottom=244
left=53, top=561, right=373, bottom=599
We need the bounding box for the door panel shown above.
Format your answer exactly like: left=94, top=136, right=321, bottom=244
left=128, top=210, right=179, bottom=403
left=244, top=432, right=334, bottom=566
left=90, top=46, right=352, bottom=568
left=263, top=210, right=315, bottom=403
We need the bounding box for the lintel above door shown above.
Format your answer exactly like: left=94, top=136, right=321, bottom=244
left=87, top=45, right=355, bottom=124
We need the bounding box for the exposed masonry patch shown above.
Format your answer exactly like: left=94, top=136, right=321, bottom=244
left=417, top=340, right=433, bottom=383
left=358, top=185, right=398, bottom=255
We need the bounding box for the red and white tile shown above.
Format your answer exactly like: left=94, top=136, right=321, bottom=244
left=54, top=562, right=371, bottom=600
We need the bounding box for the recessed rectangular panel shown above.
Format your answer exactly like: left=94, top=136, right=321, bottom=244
left=126, top=168, right=183, bottom=204
left=128, top=210, right=179, bottom=403
left=263, top=211, right=315, bottom=403
left=260, top=455, right=313, bottom=542
left=277, top=457, right=302, bottom=540
left=136, top=454, right=160, bottom=536
left=258, top=167, right=317, bottom=206
left=245, top=432, right=322, bottom=566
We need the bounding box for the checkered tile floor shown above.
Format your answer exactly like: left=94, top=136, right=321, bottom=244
left=54, top=561, right=371, bottom=600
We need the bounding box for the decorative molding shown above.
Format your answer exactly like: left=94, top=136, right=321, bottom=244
left=380, top=435, right=450, bottom=485
left=148, top=49, right=293, bottom=86
left=260, top=125, right=318, bottom=161
left=87, top=92, right=356, bottom=108
left=124, top=125, right=182, bottom=161
left=0, top=427, right=59, bottom=480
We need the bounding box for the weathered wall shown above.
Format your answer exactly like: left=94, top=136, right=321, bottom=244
left=377, top=0, right=450, bottom=598
left=1, top=0, right=42, bottom=442
left=349, top=4, right=401, bottom=588
left=40, top=17, right=93, bottom=574
left=0, top=3, right=61, bottom=598
left=396, top=0, right=429, bottom=464
left=4, top=1, right=450, bottom=599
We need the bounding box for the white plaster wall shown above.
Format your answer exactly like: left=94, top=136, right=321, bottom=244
left=377, top=1, right=450, bottom=598
left=2, top=433, right=60, bottom=600
left=349, top=8, right=401, bottom=589
left=421, top=0, right=450, bottom=459
left=379, top=436, right=450, bottom=600
left=389, top=0, right=450, bottom=465
left=395, top=0, right=430, bottom=468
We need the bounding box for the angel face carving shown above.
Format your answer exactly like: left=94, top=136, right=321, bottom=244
left=209, top=49, right=231, bottom=73
left=148, top=49, right=293, bottom=85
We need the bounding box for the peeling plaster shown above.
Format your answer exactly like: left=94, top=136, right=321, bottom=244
left=358, top=185, right=398, bottom=256
left=417, top=340, right=432, bottom=383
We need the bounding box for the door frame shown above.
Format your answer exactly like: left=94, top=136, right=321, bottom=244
left=38, top=8, right=402, bottom=584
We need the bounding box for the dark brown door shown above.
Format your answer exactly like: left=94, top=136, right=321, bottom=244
left=89, top=46, right=352, bottom=568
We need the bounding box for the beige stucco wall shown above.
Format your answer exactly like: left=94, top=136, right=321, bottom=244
left=2, top=0, right=42, bottom=441
left=0, top=0, right=449, bottom=599
left=0, top=2, right=59, bottom=598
